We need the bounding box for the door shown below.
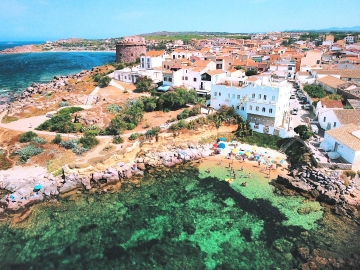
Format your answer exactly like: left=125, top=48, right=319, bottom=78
left=334, top=142, right=339, bottom=152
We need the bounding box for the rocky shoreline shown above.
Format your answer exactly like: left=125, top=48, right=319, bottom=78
left=0, top=67, right=102, bottom=113
left=276, top=165, right=360, bottom=223
left=0, top=142, right=212, bottom=215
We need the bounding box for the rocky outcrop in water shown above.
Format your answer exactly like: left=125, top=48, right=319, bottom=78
left=277, top=166, right=359, bottom=205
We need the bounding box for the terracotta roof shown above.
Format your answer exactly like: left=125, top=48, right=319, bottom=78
left=194, top=60, right=212, bottom=67
left=317, top=75, right=346, bottom=89
left=320, top=100, right=343, bottom=109
left=191, top=66, right=205, bottom=72
left=297, top=71, right=311, bottom=76
left=206, top=70, right=226, bottom=76
left=146, top=50, right=165, bottom=57
left=333, top=109, right=360, bottom=125
left=317, top=69, right=360, bottom=79
left=246, top=77, right=259, bottom=82
left=326, top=123, right=360, bottom=151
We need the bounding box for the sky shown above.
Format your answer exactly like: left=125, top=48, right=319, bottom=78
left=1, top=0, right=360, bottom=41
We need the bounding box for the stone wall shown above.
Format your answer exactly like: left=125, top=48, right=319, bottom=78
left=116, top=44, right=146, bottom=63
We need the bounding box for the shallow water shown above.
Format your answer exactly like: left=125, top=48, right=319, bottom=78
left=0, top=164, right=359, bottom=269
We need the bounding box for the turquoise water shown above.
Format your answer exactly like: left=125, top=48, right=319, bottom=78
left=1, top=164, right=359, bottom=269
left=0, top=51, right=115, bottom=94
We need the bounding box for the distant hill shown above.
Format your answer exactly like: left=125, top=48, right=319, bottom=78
left=139, top=31, right=247, bottom=37
left=319, top=26, right=360, bottom=32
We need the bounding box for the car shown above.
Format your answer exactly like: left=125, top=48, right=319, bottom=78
left=290, top=94, right=296, bottom=99
left=302, top=104, right=311, bottom=110
left=291, top=108, right=298, bottom=115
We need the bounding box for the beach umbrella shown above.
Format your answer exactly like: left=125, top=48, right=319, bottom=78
left=218, top=142, right=226, bottom=149
left=213, top=143, right=218, bottom=148
left=34, top=184, right=42, bottom=191
left=255, top=155, right=261, bottom=161
left=232, top=140, right=238, bottom=144
left=280, top=159, right=285, bottom=164
left=220, top=137, right=226, bottom=141
left=262, top=160, right=267, bottom=164
left=232, top=149, right=238, bottom=153
left=245, top=152, right=251, bottom=157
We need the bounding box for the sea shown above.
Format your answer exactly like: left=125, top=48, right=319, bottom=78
left=0, top=41, right=115, bottom=95
left=0, top=162, right=359, bottom=269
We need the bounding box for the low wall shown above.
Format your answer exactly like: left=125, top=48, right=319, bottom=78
left=311, top=154, right=352, bottom=170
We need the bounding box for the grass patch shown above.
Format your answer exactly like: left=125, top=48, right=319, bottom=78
left=0, top=152, right=12, bottom=170
left=1, top=115, right=18, bottom=124
left=238, top=132, right=284, bottom=150
left=47, top=150, right=76, bottom=174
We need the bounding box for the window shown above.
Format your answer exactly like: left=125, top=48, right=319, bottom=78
left=232, top=94, right=235, bottom=99
left=164, top=77, right=167, bottom=81
left=323, top=117, right=326, bottom=122
left=219, top=92, right=221, bottom=96
left=185, top=76, right=188, bottom=80
left=264, top=95, right=267, bottom=100
left=164, top=65, right=166, bottom=68
left=269, top=109, right=273, bottom=113
left=316, top=60, right=320, bottom=64
left=236, top=105, right=240, bottom=110
left=262, top=107, right=266, bottom=112
left=241, top=106, right=244, bottom=111
left=194, top=78, right=197, bottom=82
left=256, top=106, right=259, bottom=111
left=228, top=94, right=231, bottom=98
left=258, top=94, right=261, bottom=99
left=252, top=93, right=255, bottom=98
left=125, top=76, right=127, bottom=79
left=169, top=77, right=172, bottom=82
left=147, top=64, right=150, bottom=69
left=147, top=58, right=150, bottom=62
left=182, top=76, right=184, bottom=80
left=334, top=122, right=336, bottom=127
left=249, top=105, right=252, bottom=110
left=272, top=96, right=275, bottom=101
left=237, top=95, right=241, bottom=99
left=214, top=92, right=217, bottom=96
left=186, top=70, right=188, bottom=73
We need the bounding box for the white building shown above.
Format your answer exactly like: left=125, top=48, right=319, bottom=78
left=344, top=35, right=354, bottom=44
left=210, top=77, right=293, bottom=137
left=323, top=124, right=360, bottom=167
left=140, top=50, right=168, bottom=69
left=317, top=109, right=360, bottom=131
left=114, top=67, right=163, bottom=84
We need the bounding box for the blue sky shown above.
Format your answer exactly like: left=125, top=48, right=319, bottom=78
left=1, top=0, right=360, bottom=41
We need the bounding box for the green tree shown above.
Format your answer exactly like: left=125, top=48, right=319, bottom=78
left=135, top=76, right=154, bottom=93
left=294, top=125, right=313, bottom=140
left=303, top=84, right=326, bottom=98
left=245, top=69, right=258, bottom=76
left=105, top=116, right=126, bottom=135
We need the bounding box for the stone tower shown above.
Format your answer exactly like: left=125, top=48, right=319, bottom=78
left=116, top=35, right=146, bottom=63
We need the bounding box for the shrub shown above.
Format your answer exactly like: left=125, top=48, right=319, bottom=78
left=51, top=134, right=62, bottom=144
left=129, top=133, right=141, bottom=140
left=58, top=107, right=83, bottom=115
left=126, top=123, right=136, bottom=130
left=79, top=133, right=99, bottom=149
left=19, top=131, right=38, bottom=142
left=60, top=139, right=79, bottom=149
left=15, top=145, right=43, bottom=163
left=58, top=101, right=71, bottom=107
left=98, top=76, right=111, bottom=87
left=31, top=137, right=47, bottom=144
left=72, top=146, right=89, bottom=155
left=112, top=135, right=123, bottom=144
left=107, top=104, right=122, bottom=114
left=294, top=125, right=313, bottom=140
